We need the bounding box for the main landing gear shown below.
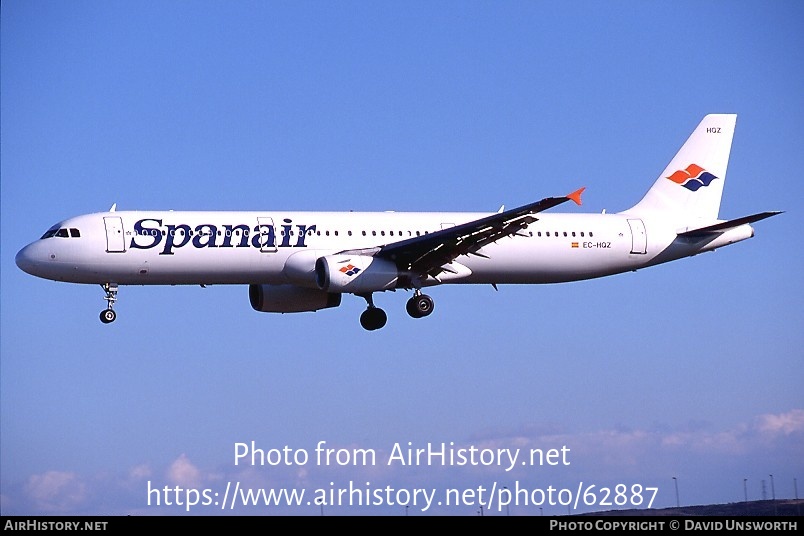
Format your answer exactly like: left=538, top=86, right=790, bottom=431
left=406, top=290, right=434, bottom=319
left=99, top=283, right=118, bottom=324
left=359, top=293, right=387, bottom=331
left=359, top=290, right=435, bottom=331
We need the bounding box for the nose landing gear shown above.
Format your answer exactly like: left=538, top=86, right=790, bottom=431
left=99, top=283, right=118, bottom=324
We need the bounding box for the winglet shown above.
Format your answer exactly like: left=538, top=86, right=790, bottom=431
left=567, top=187, right=585, bottom=206
left=109, top=203, right=117, bottom=213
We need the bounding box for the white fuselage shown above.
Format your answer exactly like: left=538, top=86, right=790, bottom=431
left=15, top=209, right=754, bottom=288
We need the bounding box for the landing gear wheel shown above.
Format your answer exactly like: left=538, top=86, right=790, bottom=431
left=99, top=283, right=119, bottom=324
left=360, top=307, right=387, bottom=331
left=406, top=294, right=434, bottom=318
left=100, top=309, right=117, bottom=324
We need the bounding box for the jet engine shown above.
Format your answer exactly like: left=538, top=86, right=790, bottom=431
left=315, top=254, right=400, bottom=294
left=249, top=284, right=341, bottom=313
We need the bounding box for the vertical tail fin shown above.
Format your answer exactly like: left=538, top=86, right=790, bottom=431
left=624, top=114, right=737, bottom=224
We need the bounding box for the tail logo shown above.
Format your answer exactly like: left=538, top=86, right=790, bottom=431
left=666, top=164, right=719, bottom=192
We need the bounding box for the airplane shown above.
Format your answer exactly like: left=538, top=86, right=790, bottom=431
left=15, top=114, right=781, bottom=331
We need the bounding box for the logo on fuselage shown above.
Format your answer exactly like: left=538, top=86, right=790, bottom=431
left=129, top=218, right=315, bottom=255
left=666, top=163, right=719, bottom=192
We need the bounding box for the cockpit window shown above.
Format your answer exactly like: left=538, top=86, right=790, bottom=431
left=40, top=227, right=59, bottom=239
left=40, top=227, right=81, bottom=239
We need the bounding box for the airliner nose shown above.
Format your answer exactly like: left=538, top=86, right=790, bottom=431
left=15, top=243, right=40, bottom=276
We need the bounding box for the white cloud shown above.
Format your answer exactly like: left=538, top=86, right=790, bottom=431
left=754, top=409, right=804, bottom=436
left=166, top=453, right=202, bottom=488
left=24, top=471, right=87, bottom=512
left=128, top=464, right=152, bottom=480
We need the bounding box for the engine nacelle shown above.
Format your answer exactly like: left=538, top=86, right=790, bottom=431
left=249, top=284, right=341, bottom=313
left=315, top=254, right=400, bottom=293
left=282, top=250, right=325, bottom=287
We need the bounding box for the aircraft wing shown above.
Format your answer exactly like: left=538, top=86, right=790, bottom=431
left=365, top=188, right=585, bottom=278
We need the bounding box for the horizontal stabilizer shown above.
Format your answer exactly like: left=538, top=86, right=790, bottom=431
left=678, top=211, right=782, bottom=237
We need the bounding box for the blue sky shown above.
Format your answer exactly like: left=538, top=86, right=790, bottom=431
left=1, top=0, right=802, bottom=515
